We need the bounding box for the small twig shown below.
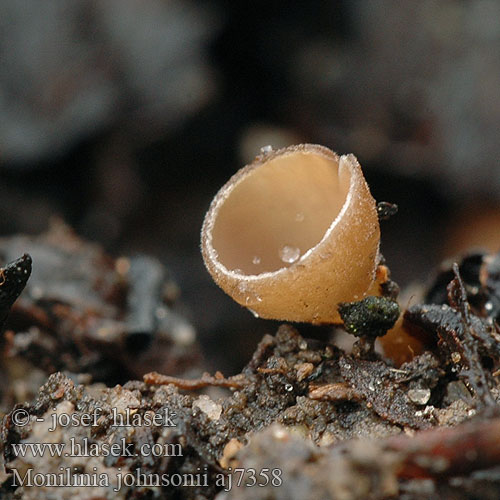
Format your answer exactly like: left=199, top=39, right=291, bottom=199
left=448, top=263, right=495, bottom=408
left=385, top=413, right=500, bottom=479
left=144, top=371, right=248, bottom=389
left=0, top=254, right=32, bottom=332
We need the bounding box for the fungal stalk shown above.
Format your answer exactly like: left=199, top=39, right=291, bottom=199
left=201, top=144, right=381, bottom=323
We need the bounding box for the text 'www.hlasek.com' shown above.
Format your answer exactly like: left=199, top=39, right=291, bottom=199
left=8, top=406, right=283, bottom=493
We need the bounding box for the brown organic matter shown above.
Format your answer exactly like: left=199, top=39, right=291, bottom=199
left=3, top=231, right=500, bottom=499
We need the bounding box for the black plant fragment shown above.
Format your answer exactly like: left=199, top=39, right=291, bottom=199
left=0, top=254, right=32, bottom=332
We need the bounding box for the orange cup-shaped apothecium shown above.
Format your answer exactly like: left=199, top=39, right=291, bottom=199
left=201, top=144, right=380, bottom=323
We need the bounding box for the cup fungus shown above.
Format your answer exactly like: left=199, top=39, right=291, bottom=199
left=201, top=144, right=381, bottom=323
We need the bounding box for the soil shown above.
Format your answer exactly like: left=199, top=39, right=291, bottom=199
left=2, top=226, right=500, bottom=499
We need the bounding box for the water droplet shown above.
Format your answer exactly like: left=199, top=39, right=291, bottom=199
left=485, top=302, right=493, bottom=311
left=260, top=145, right=273, bottom=155
left=299, top=340, right=308, bottom=350
left=249, top=309, right=260, bottom=318
left=295, top=212, right=304, bottom=222
left=233, top=268, right=244, bottom=275
left=238, top=282, right=262, bottom=306
left=238, top=282, right=248, bottom=296
left=252, top=256, right=261, bottom=265
left=279, top=245, right=300, bottom=264
left=285, top=383, right=294, bottom=392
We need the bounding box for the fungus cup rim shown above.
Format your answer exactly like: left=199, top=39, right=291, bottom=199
left=201, top=143, right=358, bottom=282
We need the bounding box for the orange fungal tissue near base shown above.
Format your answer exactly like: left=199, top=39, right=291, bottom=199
left=201, top=144, right=381, bottom=324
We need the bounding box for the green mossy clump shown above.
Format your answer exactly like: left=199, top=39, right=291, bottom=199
left=339, top=296, right=400, bottom=339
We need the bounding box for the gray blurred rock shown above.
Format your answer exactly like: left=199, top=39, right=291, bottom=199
left=0, top=0, right=218, bottom=164
left=292, top=0, right=500, bottom=199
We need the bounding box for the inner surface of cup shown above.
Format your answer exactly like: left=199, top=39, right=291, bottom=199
left=211, top=151, right=350, bottom=275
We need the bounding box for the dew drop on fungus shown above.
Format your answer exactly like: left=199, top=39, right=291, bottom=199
left=249, top=309, right=260, bottom=318
left=260, top=145, right=273, bottom=155
left=279, top=245, right=300, bottom=264
left=285, top=384, right=294, bottom=392
left=295, top=212, right=305, bottom=222
left=237, top=282, right=262, bottom=306
left=252, top=256, right=261, bottom=265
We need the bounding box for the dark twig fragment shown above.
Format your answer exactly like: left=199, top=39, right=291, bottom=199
left=0, top=254, right=32, bottom=332
left=446, top=263, right=496, bottom=408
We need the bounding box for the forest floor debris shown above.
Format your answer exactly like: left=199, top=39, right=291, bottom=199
left=2, top=233, right=500, bottom=499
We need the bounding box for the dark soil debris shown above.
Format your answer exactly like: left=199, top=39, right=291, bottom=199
left=3, top=236, right=500, bottom=498
left=377, top=201, right=399, bottom=221
left=0, top=222, right=201, bottom=413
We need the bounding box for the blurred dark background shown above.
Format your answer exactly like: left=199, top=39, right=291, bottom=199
left=1, top=0, right=499, bottom=374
